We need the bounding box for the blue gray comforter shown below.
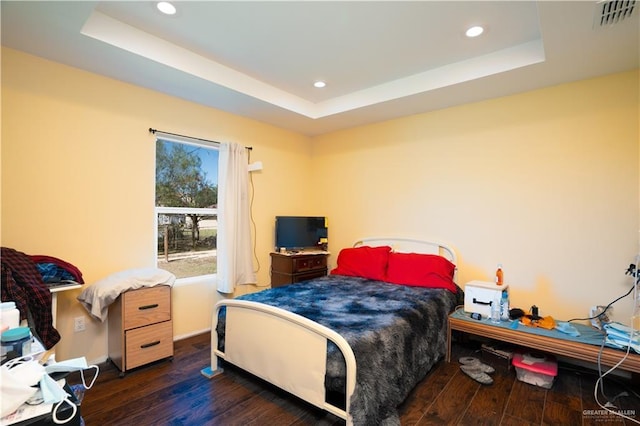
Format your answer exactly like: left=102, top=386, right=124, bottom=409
left=217, top=275, right=463, bottom=425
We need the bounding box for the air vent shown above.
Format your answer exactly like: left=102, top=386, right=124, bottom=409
left=594, top=0, right=636, bottom=27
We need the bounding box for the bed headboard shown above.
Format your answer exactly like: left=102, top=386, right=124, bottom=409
left=354, top=237, right=457, bottom=265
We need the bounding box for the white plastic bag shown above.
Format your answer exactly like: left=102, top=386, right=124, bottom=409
left=1, top=357, right=43, bottom=417
left=1, top=355, right=98, bottom=424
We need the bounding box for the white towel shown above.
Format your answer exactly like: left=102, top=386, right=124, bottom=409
left=77, top=268, right=175, bottom=322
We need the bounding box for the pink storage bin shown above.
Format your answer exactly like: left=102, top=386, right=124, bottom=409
left=512, top=351, right=558, bottom=389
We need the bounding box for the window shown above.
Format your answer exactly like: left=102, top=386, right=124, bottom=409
left=155, top=138, right=219, bottom=280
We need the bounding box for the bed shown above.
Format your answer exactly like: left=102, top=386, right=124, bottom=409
left=205, top=237, right=464, bottom=425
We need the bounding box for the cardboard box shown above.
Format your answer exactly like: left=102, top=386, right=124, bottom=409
left=464, top=280, right=508, bottom=318
left=512, top=352, right=557, bottom=389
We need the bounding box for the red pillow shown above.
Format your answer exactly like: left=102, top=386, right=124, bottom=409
left=385, top=252, right=457, bottom=293
left=330, top=245, right=392, bottom=281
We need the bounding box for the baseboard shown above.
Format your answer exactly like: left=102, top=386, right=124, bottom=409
left=88, top=354, right=109, bottom=366
left=557, top=355, right=632, bottom=379
left=174, top=328, right=211, bottom=341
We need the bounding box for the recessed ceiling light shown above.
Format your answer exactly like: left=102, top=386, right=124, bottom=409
left=157, top=2, right=176, bottom=15
left=465, top=26, right=484, bottom=38
left=314, top=81, right=327, bottom=88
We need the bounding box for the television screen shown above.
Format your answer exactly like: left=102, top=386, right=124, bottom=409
left=275, top=216, right=327, bottom=251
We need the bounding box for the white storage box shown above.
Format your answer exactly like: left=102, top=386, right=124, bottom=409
left=512, top=352, right=557, bottom=389
left=463, top=280, right=508, bottom=318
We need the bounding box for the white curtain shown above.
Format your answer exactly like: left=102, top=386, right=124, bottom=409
left=217, top=142, right=256, bottom=293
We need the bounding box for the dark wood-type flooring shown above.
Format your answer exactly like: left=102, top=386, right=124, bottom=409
left=69, top=331, right=640, bottom=425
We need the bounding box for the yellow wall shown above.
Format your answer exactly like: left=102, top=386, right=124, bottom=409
left=1, top=47, right=313, bottom=362
left=2, top=46, right=639, bottom=364
left=313, top=70, right=639, bottom=325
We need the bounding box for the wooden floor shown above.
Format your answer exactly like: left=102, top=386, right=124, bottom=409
left=70, top=332, right=640, bottom=425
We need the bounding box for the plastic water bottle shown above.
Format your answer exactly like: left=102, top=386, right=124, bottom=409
left=490, top=297, right=501, bottom=324
left=500, top=290, right=510, bottom=321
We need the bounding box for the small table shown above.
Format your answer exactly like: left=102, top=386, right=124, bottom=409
left=49, top=282, right=82, bottom=328
left=448, top=308, right=640, bottom=375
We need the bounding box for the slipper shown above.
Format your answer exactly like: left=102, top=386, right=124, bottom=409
left=458, top=356, right=495, bottom=374
left=460, top=364, right=494, bottom=385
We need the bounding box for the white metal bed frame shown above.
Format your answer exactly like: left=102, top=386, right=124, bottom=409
left=202, top=237, right=457, bottom=425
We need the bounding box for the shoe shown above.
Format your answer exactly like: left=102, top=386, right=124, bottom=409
left=458, top=356, right=495, bottom=374
left=460, top=364, right=494, bottom=385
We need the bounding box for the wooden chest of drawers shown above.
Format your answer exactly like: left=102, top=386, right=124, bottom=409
left=270, top=252, right=328, bottom=287
left=108, top=285, right=173, bottom=375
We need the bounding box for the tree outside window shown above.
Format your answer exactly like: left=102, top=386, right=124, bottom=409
left=155, top=139, right=219, bottom=279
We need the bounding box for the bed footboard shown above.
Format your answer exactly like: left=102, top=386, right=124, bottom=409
left=204, top=299, right=357, bottom=425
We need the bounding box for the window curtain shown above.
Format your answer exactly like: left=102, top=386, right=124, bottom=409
left=217, top=142, right=256, bottom=293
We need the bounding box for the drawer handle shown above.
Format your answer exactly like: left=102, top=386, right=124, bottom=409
left=472, top=297, right=493, bottom=306
left=140, top=341, right=161, bottom=349
left=138, top=304, right=159, bottom=310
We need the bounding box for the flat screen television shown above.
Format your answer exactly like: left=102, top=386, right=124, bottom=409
left=275, top=216, right=328, bottom=251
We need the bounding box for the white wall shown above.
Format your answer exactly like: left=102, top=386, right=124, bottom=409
left=312, top=70, right=639, bottom=326
left=1, top=48, right=314, bottom=363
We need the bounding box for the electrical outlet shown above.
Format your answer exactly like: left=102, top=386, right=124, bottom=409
left=74, top=316, right=86, bottom=332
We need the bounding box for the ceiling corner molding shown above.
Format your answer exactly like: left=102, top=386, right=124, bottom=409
left=315, top=39, right=546, bottom=118
left=80, top=11, right=317, bottom=118
left=78, top=10, right=546, bottom=122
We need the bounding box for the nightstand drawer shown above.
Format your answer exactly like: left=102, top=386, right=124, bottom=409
left=292, top=269, right=328, bottom=283
left=292, top=256, right=327, bottom=273
left=123, top=286, right=171, bottom=330
left=125, top=320, right=173, bottom=370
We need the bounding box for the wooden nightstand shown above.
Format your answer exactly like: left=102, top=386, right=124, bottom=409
left=107, top=285, right=173, bottom=376
left=270, top=252, right=328, bottom=287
